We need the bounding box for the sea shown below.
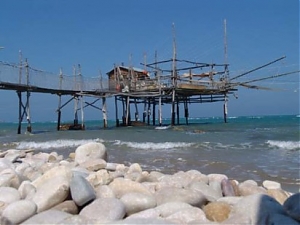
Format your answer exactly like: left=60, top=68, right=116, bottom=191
left=0, top=114, right=299, bottom=193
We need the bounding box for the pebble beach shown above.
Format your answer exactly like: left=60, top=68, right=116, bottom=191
left=0, top=141, right=299, bottom=225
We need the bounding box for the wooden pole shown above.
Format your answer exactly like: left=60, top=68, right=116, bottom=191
left=224, top=94, right=228, bottom=123
left=102, top=97, right=107, bottom=128
left=126, top=96, right=130, bottom=126
left=17, top=91, right=22, bottom=134
left=78, top=64, right=84, bottom=129
left=152, top=98, right=156, bottom=126
left=25, top=59, right=32, bottom=133
left=134, top=98, right=139, bottom=121
left=147, top=98, right=151, bottom=125
left=57, top=68, right=63, bottom=131
left=184, top=98, right=189, bottom=125
left=176, top=97, right=179, bottom=125
left=158, top=76, right=162, bottom=126
left=122, top=97, right=125, bottom=125
left=171, top=23, right=177, bottom=126
left=143, top=101, right=147, bottom=123
left=115, top=96, right=119, bottom=127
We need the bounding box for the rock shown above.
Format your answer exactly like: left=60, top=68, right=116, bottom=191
left=18, top=180, right=36, bottom=200
left=32, top=175, right=70, bottom=213
left=57, top=215, right=98, bottom=225
left=70, top=174, right=96, bottom=206
left=166, top=207, right=207, bottom=224
left=0, top=158, right=15, bottom=171
left=155, top=202, right=193, bottom=218
left=1, top=200, right=37, bottom=225
left=203, top=201, right=231, bottom=222
left=79, top=198, right=126, bottom=222
left=113, top=217, right=178, bottom=224
left=127, top=208, right=159, bottom=219
left=209, top=181, right=223, bottom=198
left=21, top=209, right=72, bottom=224
left=185, top=170, right=209, bottom=184
left=188, top=181, right=221, bottom=201
left=4, top=150, right=20, bottom=163
left=79, top=158, right=107, bottom=171
left=15, top=162, right=30, bottom=175
left=283, top=192, right=300, bottom=222
left=267, top=189, right=289, bottom=205
left=0, top=187, right=20, bottom=204
left=31, top=165, right=72, bottom=189
left=74, top=142, right=107, bottom=165
left=155, top=187, right=207, bottom=207
left=51, top=200, right=79, bottom=214
left=217, top=196, right=243, bottom=206
left=159, top=172, right=194, bottom=189
left=149, top=171, right=165, bottom=181
left=86, top=169, right=112, bottom=187
left=120, top=192, right=156, bottom=215
left=207, top=174, right=228, bottom=184
left=230, top=180, right=240, bottom=196
left=238, top=181, right=267, bottom=196
left=230, top=193, right=285, bottom=224
left=221, top=212, right=252, bottom=224
left=0, top=168, right=21, bottom=188
left=95, top=185, right=115, bottom=198
left=221, top=179, right=235, bottom=196
left=263, top=180, right=282, bottom=190
left=109, top=178, right=152, bottom=198
left=127, top=163, right=143, bottom=174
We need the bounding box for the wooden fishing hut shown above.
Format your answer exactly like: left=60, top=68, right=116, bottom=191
left=109, top=58, right=237, bottom=127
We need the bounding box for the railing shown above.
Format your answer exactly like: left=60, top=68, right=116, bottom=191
left=0, top=61, right=110, bottom=92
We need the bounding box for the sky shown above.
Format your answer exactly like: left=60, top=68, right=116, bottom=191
left=0, top=0, right=299, bottom=122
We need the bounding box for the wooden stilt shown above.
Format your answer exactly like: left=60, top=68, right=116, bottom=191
left=80, top=96, right=85, bottom=130
left=57, top=109, right=61, bottom=131
left=152, top=98, right=156, bottom=126
left=25, top=91, right=32, bottom=133
left=224, top=94, right=228, bottom=123
left=184, top=98, right=189, bottom=125
left=171, top=90, right=176, bottom=126
left=126, top=96, right=130, bottom=126
left=121, top=97, right=125, bottom=125
left=143, top=101, right=147, bottom=123
left=57, top=94, right=62, bottom=130
left=74, top=96, right=78, bottom=126
left=115, top=96, right=119, bottom=127
left=147, top=98, right=151, bottom=125
left=102, top=97, right=107, bottom=128
left=176, top=98, right=179, bottom=125
left=17, top=91, right=22, bottom=134
left=134, top=98, right=139, bottom=121
left=57, top=69, right=63, bottom=131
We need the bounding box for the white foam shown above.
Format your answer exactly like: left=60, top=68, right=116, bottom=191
left=16, top=138, right=104, bottom=150
left=155, top=125, right=171, bottom=130
left=113, top=140, right=194, bottom=150
left=267, top=140, right=300, bottom=150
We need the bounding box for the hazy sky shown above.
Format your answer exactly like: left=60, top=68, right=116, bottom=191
left=0, top=0, right=299, bottom=122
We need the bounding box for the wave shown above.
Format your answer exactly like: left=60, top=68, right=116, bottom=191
left=15, top=138, right=104, bottom=150
left=113, top=140, right=194, bottom=150
left=266, top=140, right=300, bottom=150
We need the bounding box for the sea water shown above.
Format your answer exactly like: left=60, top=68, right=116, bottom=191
left=0, top=115, right=299, bottom=192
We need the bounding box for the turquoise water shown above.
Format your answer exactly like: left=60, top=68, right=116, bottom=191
left=0, top=115, right=299, bottom=192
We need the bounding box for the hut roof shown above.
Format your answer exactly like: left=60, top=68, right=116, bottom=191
left=106, top=66, right=149, bottom=76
